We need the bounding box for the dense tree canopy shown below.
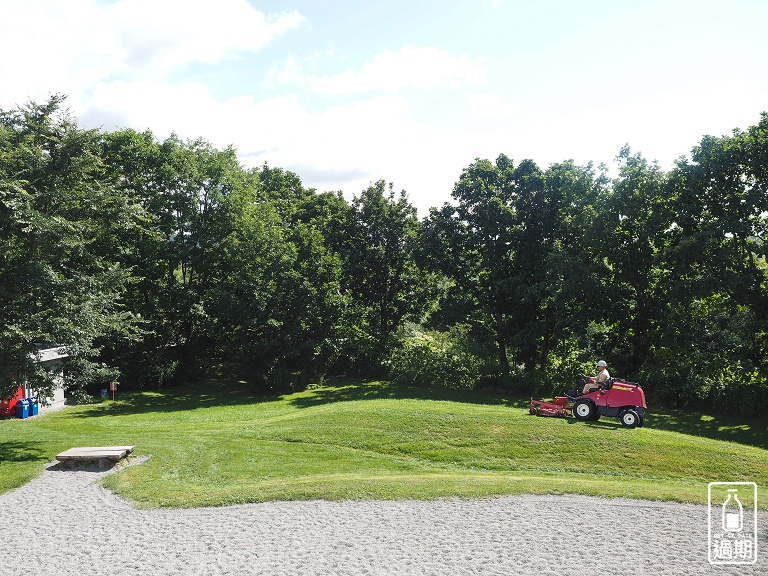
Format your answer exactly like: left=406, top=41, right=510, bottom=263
left=0, top=96, right=142, bottom=400
left=1, top=96, right=766, bottom=414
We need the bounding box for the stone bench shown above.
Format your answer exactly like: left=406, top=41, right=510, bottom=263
left=56, top=446, right=135, bottom=468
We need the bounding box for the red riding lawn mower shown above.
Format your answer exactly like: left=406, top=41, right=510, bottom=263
left=530, top=375, right=647, bottom=428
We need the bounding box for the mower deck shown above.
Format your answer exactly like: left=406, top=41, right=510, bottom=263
left=529, top=396, right=572, bottom=418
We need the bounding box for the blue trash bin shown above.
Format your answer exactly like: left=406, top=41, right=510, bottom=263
left=15, top=398, right=29, bottom=419
left=28, top=397, right=39, bottom=417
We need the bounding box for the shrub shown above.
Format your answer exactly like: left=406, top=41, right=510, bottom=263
left=323, top=328, right=391, bottom=378
left=387, top=325, right=492, bottom=389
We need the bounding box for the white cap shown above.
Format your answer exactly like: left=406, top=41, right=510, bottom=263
left=597, top=360, right=607, bottom=367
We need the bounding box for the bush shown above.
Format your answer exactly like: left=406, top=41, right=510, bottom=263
left=387, top=325, right=492, bottom=389
left=112, top=347, right=188, bottom=391
left=324, top=329, right=391, bottom=378
left=702, top=373, right=768, bottom=416
left=639, top=343, right=768, bottom=416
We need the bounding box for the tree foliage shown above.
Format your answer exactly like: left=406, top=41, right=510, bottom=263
left=0, top=96, right=141, bottom=400
left=1, top=96, right=766, bottom=413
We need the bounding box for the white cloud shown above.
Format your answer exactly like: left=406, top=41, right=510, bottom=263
left=466, top=93, right=520, bottom=119
left=0, top=0, right=304, bottom=106
left=81, top=81, right=310, bottom=154
left=6, top=1, right=764, bottom=220
left=0, top=0, right=120, bottom=106
left=277, top=46, right=488, bottom=95
left=80, top=79, right=406, bottom=184
left=107, top=0, right=305, bottom=75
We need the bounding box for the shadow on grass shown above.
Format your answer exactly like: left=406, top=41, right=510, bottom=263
left=0, top=440, right=47, bottom=464
left=645, top=408, right=768, bottom=450
left=45, top=461, right=125, bottom=473
left=287, top=379, right=524, bottom=410
left=68, top=377, right=526, bottom=420
left=564, top=418, right=623, bottom=430
left=552, top=405, right=768, bottom=448
left=67, top=376, right=280, bottom=419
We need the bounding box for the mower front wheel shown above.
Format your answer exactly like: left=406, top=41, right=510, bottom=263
left=573, top=399, right=597, bottom=421
left=620, top=409, right=640, bottom=428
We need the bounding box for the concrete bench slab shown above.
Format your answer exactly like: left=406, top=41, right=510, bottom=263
left=56, top=446, right=135, bottom=462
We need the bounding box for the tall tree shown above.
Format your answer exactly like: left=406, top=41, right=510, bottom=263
left=601, top=147, right=672, bottom=375
left=425, top=156, right=609, bottom=380
left=529, top=160, right=607, bottom=373
left=339, top=180, right=432, bottom=367
left=0, top=96, right=141, bottom=400
left=210, top=171, right=345, bottom=381
left=424, top=155, right=518, bottom=376
left=100, top=130, right=247, bottom=384
left=655, top=116, right=768, bottom=406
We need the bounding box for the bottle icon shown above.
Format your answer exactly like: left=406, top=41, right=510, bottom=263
left=722, top=489, right=743, bottom=532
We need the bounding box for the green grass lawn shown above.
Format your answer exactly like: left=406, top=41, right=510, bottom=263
left=1, top=378, right=766, bottom=508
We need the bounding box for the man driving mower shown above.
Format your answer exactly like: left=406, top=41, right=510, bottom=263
left=568, top=360, right=610, bottom=398
left=531, top=359, right=646, bottom=427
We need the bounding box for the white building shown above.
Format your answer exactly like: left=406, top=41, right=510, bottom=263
left=31, top=346, right=68, bottom=411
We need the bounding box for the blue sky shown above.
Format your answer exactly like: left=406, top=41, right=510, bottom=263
left=2, top=0, right=767, bottom=213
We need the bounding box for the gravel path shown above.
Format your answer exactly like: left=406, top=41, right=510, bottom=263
left=0, top=461, right=765, bottom=576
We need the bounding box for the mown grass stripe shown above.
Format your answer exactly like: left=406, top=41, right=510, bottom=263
left=1, top=378, right=766, bottom=508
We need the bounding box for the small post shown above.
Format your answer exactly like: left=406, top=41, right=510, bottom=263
left=109, top=380, right=118, bottom=401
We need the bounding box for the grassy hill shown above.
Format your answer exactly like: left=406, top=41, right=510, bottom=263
left=1, top=378, right=766, bottom=508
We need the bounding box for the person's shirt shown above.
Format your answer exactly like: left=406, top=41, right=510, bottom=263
left=596, top=369, right=610, bottom=383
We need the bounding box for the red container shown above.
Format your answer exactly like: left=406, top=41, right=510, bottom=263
left=0, top=386, right=25, bottom=418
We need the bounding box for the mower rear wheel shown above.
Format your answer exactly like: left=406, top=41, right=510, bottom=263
left=620, top=409, right=640, bottom=428
left=573, top=399, right=596, bottom=421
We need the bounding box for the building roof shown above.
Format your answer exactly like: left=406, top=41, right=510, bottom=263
left=34, top=347, right=69, bottom=363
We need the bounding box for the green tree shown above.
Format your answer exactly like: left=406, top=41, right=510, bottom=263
left=530, top=160, right=608, bottom=377
left=0, top=96, right=141, bottom=400
left=337, top=180, right=433, bottom=370
left=100, top=130, right=247, bottom=385
left=654, top=116, right=768, bottom=410
left=424, top=156, right=610, bottom=384
left=211, top=174, right=345, bottom=383
left=601, top=147, right=672, bottom=375
left=423, top=155, right=518, bottom=377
